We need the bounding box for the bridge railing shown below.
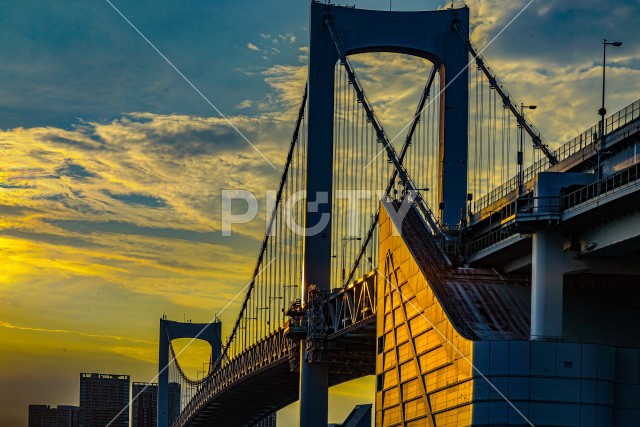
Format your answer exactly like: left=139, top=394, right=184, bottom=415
left=468, top=195, right=561, bottom=254
left=473, top=98, right=640, bottom=213
left=605, top=99, right=640, bottom=134
left=514, top=195, right=562, bottom=218
left=468, top=224, right=515, bottom=254
left=173, top=327, right=290, bottom=426
left=564, top=161, right=640, bottom=211
left=468, top=161, right=640, bottom=255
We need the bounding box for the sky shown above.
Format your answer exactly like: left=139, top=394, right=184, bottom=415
left=1, top=0, right=639, bottom=425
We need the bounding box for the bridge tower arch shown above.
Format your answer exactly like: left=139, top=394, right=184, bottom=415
left=158, top=318, right=221, bottom=427
left=302, top=3, right=469, bottom=426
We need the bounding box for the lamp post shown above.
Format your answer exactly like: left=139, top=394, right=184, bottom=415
left=341, top=237, right=361, bottom=283
left=518, top=103, right=537, bottom=196
left=598, top=39, right=622, bottom=178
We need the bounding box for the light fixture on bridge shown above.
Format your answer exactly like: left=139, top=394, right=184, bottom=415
left=518, top=103, right=538, bottom=196
left=598, top=39, right=623, bottom=178
left=599, top=39, right=623, bottom=120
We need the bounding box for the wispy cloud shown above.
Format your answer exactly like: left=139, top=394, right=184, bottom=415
left=247, top=42, right=259, bottom=51
left=236, top=99, right=254, bottom=109
left=0, top=320, right=154, bottom=344
left=278, top=33, right=296, bottom=44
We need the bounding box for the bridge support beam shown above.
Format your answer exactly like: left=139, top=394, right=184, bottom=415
left=531, top=230, right=564, bottom=340
left=298, top=3, right=338, bottom=425
left=299, top=347, right=329, bottom=427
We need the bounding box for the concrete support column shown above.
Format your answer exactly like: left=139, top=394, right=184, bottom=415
left=438, top=8, right=469, bottom=226
left=298, top=3, right=336, bottom=426
left=299, top=346, right=329, bottom=427
left=531, top=230, right=564, bottom=340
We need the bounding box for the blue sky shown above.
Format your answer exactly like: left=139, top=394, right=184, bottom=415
left=0, top=0, right=316, bottom=128
left=1, top=0, right=639, bottom=425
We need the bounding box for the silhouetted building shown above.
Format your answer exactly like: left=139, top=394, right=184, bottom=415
left=131, top=382, right=157, bottom=427
left=29, top=405, right=80, bottom=427
left=57, top=406, right=81, bottom=427
left=29, top=405, right=57, bottom=427
left=254, top=413, right=276, bottom=427
left=167, top=382, right=180, bottom=426
left=79, top=373, right=130, bottom=427
left=329, top=404, right=371, bottom=427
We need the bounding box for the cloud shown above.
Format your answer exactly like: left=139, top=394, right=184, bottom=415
left=345, top=53, right=434, bottom=140
left=0, top=99, right=308, bottom=335
left=247, top=42, right=260, bottom=51
left=466, top=0, right=640, bottom=67
left=236, top=99, right=254, bottom=109
left=0, top=108, right=297, bottom=347
left=102, top=190, right=167, bottom=208
left=278, top=33, right=296, bottom=45
left=0, top=1, right=310, bottom=131
left=0, top=320, right=154, bottom=344
left=55, top=159, right=96, bottom=180
left=261, top=64, right=308, bottom=110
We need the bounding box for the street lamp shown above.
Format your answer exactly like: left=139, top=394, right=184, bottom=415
left=598, top=39, right=622, bottom=178
left=341, top=236, right=361, bottom=282
left=518, top=103, right=537, bottom=196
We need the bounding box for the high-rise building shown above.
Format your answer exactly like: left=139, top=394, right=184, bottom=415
left=79, top=373, right=130, bottom=427
left=166, top=382, right=180, bottom=426
left=56, top=406, right=81, bottom=427
left=28, top=405, right=80, bottom=427
left=29, top=405, right=57, bottom=427
left=131, top=382, right=157, bottom=427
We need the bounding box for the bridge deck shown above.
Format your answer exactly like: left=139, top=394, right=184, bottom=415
left=178, top=319, right=376, bottom=427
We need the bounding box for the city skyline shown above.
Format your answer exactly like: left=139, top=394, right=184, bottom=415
left=2, top=0, right=640, bottom=425
left=28, top=373, right=183, bottom=427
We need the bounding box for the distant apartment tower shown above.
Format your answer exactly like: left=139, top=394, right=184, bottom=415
left=167, top=382, right=180, bottom=426
left=29, top=404, right=80, bottom=427
left=254, top=413, right=276, bottom=427
left=131, top=381, right=179, bottom=427
left=57, top=406, right=81, bottom=427
left=79, top=373, right=130, bottom=427
left=131, top=383, right=157, bottom=427
left=29, top=405, right=57, bottom=427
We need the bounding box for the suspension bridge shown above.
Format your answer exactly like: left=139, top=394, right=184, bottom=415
left=158, top=3, right=640, bottom=426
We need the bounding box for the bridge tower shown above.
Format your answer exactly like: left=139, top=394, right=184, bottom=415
left=302, top=3, right=469, bottom=425
left=157, top=318, right=221, bottom=427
